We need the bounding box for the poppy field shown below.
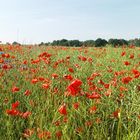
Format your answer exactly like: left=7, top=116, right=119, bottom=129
left=0, top=45, right=140, bottom=140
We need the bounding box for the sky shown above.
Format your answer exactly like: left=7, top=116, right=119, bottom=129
left=0, top=0, right=140, bottom=44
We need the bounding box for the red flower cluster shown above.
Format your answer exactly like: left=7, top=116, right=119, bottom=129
left=58, top=104, right=67, bottom=115
left=67, top=79, right=82, bottom=96
left=6, top=101, right=31, bottom=119
left=122, top=76, right=132, bottom=84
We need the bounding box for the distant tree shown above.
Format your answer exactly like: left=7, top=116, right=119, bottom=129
left=95, top=38, right=108, bottom=47
left=135, top=39, right=140, bottom=46
left=45, top=42, right=51, bottom=46
left=68, top=40, right=83, bottom=47
left=108, top=39, right=118, bottom=46
left=108, top=39, right=128, bottom=47
left=12, top=41, right=21, bottom=46
left=51, top=40, right=59, bottom=46
left=129, top=38, right=140, bottom=47
left=119, top=39, right=128, bottom=46
left=39, top=42, right=45, bottom=46
left=83, top=40, right=95, bottom=47
left=59, top=39, right=69, bottom=46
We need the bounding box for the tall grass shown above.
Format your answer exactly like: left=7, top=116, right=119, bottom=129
left=0, top=45, right=140, bottom=140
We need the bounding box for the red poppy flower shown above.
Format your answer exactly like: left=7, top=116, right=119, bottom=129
left=22, top=111, right=31, bottom=118
left=120, top=86, right=128, bottom=92
left=0, top=59, right=4, bottom=63
left=38, top=77, right=45, bottom=81
left=37, top=131, right=51, bottom=139
left=119, top=93, right=124, bottom=98
left=23, top=60, right=28, bottom=64
left=89, top=106, right=97, bottom=113
left=129, top=54, right=134, bottom=59
left=122, top=76, right=132, bottom=84
left=12, top=101, right=20, bottom=109
left=87, top=92, right=101, bottom=99
left=73, top=102, right=79, bottom=110
left=104, top=89, right=112, bottom=96
left=67, top=79, right=82, bottom=96
left=6, top=109, right=20, bottom=116
left=31, top=79, right=38, bottom=84
left=52, top=73, right=58, bottom=78
left=58, top=104, right=67, bottom=115
left=104, top=83, right=110, bottom=89
left=98, top=79, right=105, bottom=85
left=112, top=109, right=120, bottom=118
left=132, top=69, right=140, bottom=78
left=132, top=69, right=139, bottom=75
left=12, top=86, right=20, bottom=93
left=68, top=68, right=74, bottom=73
left=85, top=121, right=93, bottom=126
left=23, top=128, right=34, bottom=138
left=121, top=51, right=126, bottom=56
left=124, top=61, right=131, bottom=66
left=63, top=74, right=73, bottom=81
left=2, top=64, right=9, bottom=70
left=55, top=130, right=62, bottom=138
left=88, top=57, right=93, bottom=63
left=42, top=83, right=49, bottom=89
left=24, top=90, right=31, bottom=96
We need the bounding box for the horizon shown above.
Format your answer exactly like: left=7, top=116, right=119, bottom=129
left=0, top=0, right=140, bottom=44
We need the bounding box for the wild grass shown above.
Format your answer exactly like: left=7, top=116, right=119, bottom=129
left=0, top=45, right=140, bottom=140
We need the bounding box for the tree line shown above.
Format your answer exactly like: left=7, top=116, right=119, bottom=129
left=38, top=38, right=140, bottom=47
left=11, top=38, right=140, bottom=47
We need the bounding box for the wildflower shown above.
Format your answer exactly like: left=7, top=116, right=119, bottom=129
left=124, top=61, right=131, bottom=66
left=73, top=102, right=79, bottom=110
left=129, top=54, right=134, bottom=59
left=53, top=120, right=61, bottom=126
left=121, top=51, right=126, bottom=56
left=42, top=83, right=49, bottom=89
left=68, top=68, right=74, bottom=73
left=23, top=60, right=28, bottom=64
left=67, top=79, right=82, bottom=96
left=120, top=86, right=128, bottom=92
left=55, top=130, right=62, bottom=138
left=89, top=106, right=97, bottom=113
left=104, top=83, right=110, bottom=89
left=12, top=86, right=20, bottom=93
left=2, top=64, right=9, bottom=70
left=23, top=128, right=34, bottom=138
left=38, top=130, right=51, bottom=139
left=6, top=109, right=20, bottom=116
left=58, top=104, right=67, bottom=115
left=104, top=89, right=112, bottom=97
left=122, top=76, right=132, bottom=84
left=63, top=74, right=73, bottom=81
left=112, top=109, right=120, bottom=118
left=75, top=127, right=83, bottom=133
left=85, top=121, right=93, bottom=127
left=38, top=77, right=45, bottom=81
left=31, top=78, right=38, bottom=84
left=12, top=101, right=20, bottom=109
left=24, top=90, right=31, bottom=96
left=87, top=92, right=101, bottom=99
left=21, top=111, right=31, bottom=118
left=132, top=69, right=140, bottom=78
left=52, top=73, right=58, bottom=78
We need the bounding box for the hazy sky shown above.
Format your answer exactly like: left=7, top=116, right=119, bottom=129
left=0, top=0, right=140, bottom=43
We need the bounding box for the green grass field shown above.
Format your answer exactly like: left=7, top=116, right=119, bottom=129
left=0, top=45, right=140, bottom=140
